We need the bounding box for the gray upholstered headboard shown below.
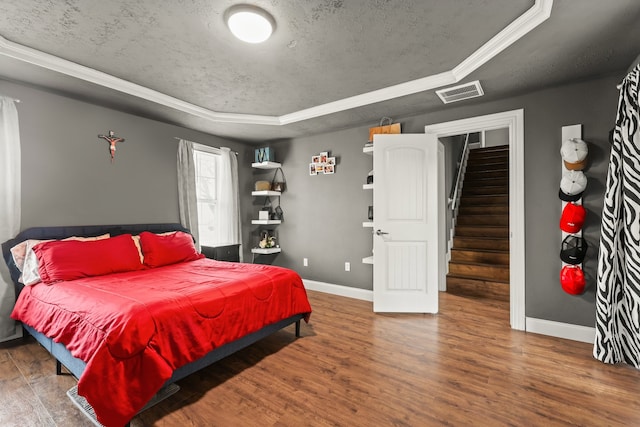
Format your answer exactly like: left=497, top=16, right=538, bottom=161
left=1, top=223, right=189, bottom=298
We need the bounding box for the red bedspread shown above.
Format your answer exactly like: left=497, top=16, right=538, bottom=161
left=11, top=258, right=312, bottom=427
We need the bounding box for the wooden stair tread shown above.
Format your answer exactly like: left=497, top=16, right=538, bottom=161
left=464, top=178, right=508, bottom=187
left=448, top=261, right=510, bottom=281
left=466, top=163, right=509, bottom=170
left=449, top=259, right=510, bottom=268
left=464, top=171, right=509, bottom=180
left=467, top=156, right=509, bottom=163
left=459, top=201, right=509, bottom=206
left=452, top=238, right=510, bottom=251
left=451, top=248, right=509, bottom=254
left=446, top=275, right=510, bottom=301
left=455, top=225, right=509, bottom=236
left=446, top=272, right=510, bottom=285
left=456, top=217, right=509, bottom=227
left=446, top=272, right=510, bottom=284
left=471, top=145, right=509, bottom=153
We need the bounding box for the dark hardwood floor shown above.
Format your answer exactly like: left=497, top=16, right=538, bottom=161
left=2, top=289, right=640, bottom=426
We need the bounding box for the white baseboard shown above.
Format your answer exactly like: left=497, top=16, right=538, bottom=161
left=0, top=329, right=23, bottom=343
left=303, top=279, right=373, bottom=302
left=526, top=317, right=595, bottom=343
left=303, top=283, right=595, bottom=343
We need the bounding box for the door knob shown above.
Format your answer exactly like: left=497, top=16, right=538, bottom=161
left=375, top=229, right=389, bottom=236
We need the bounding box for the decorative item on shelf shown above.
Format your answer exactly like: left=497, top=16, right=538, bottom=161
left=561, top=138, right=588, bottom=171
left=368, top=206, right=374, bottom=220
left=309, top=151, right=336, bottom=175
left=560, top=202, right=586, bottom=234
left=560, top=235, right=588, bottom=265
left=272, top=205, right=284, bottom=221
left=255, top=147, right=275, bottom=163
left=271, top=167, right=287, bottom=192
left=260, top=199, right=273, bottom=217
left=367, top=170, right=374, bottom=184
left=368, top=117, right=401, bottom=143
left=560, top=264, right=586, bottom=295
left=255, top=180, right=271, bottom=191
left=258, top=230, right=277, bottom=249
left=559, top=170, right=587, bottom=202
left=97, top=130, right=125, bottom=163
left=258, top=209, right=270, bottom=220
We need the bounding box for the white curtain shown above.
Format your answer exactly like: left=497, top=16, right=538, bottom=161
left=177, top=139, right=199, bottom=247
left=0, top=97, right=21, bottom=342
left=216, top=147, right=243, bottom=261
left=177, top=141, right=242, bottom=260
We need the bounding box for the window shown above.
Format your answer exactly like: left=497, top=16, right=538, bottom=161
left=194, top=149, right=219, bottom=246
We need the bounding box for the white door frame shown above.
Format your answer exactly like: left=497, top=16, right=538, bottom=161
left=425, top=109, right=525, bottom=331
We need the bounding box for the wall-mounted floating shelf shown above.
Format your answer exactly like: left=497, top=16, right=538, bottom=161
left=251, top=219, right=282, bottom=225
left=251, top=190, right=281, bottom=196
left=251, top=247, right=282, bottom=255
left=251, top=161, right=281, bottom=169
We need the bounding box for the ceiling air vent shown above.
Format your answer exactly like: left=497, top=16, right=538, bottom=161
left=436, top=80, right=484, bottom=104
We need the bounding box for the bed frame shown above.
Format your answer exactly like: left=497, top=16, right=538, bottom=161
left=1, top=223, right=303, bottom=420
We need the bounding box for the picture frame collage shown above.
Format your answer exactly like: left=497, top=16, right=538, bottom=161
left=309, top=151, right=336, bottom=175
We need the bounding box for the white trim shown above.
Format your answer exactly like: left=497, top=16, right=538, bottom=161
left=279, top=71, right=456, bottom=125
left=425, top=108, right=526, bottom=331
left=0, top=329, right=23, bottom=343
left=0, top=1, right=552, bottom=126
left=192, top=142, right=221, bottom=155
left=526, top=317, right=595, bottom=344
left=303, top=281, right=597, bottom=345
left=303, top=279, right=373, bottom=302
left=451, top=0, right=552, bottom=80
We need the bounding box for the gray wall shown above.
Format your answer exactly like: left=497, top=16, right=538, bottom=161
left=3, top=70, right=623, bottom=328
left=250, top=127, right=374, bottom=286
left=268, top=72, right=621, bottom=327
left=0, top=80, right=250, bottom=240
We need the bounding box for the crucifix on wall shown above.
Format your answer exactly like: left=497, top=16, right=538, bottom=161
left=98, top=130, right=125, bottom=162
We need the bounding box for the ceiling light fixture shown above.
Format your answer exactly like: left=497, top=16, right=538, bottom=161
left=225, top=5, right=276, bottom=44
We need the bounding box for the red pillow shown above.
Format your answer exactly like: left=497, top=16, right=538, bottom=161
left=138, top=231, right=203, bottom=268
left=33, top=234, right=143, bottom=284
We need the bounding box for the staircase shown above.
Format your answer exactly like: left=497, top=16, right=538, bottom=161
left=447, top=145, right=510, bottom=302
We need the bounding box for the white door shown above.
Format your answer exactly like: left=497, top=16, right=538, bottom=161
left=373, top=133, right=444, bottom=313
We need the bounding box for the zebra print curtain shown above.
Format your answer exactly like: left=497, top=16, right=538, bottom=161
left=594, top=64, right=640, bottom=367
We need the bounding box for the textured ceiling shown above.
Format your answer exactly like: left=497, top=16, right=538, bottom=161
left=0, top=0, right=639, bottom=142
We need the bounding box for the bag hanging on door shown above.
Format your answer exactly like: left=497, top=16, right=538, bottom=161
left=368, top=117, right=401, bottom=143
left=271, top=167, right=287, bottom=192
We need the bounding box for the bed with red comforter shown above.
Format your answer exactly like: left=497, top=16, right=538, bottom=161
left=2, top=224, right=312, bottom=427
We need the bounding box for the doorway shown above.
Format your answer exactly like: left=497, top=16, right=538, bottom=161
left=425, top=109, right=525, bottom=330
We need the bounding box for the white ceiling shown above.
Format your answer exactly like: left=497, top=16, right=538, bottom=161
left=0, top=0, right=639, bottom=142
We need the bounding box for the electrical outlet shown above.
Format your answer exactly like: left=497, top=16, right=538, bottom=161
left=345, top=262, right=350, bottom=271
left=303, top=258, right=308, bottom=267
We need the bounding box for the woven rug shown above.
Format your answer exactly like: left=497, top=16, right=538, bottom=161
left=66, top=383, right=180, bottom=426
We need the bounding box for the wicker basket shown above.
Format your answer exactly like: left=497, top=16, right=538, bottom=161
left=255, top=181, right=271, bottom=191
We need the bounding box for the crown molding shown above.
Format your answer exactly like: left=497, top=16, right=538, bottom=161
left=279, top=71, right=456, bottom=125
left=452, top=0, right=553, bottom=80
left=0, top=0, right=552, bottom=127
left=0, top=35, right=280, bottom=126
